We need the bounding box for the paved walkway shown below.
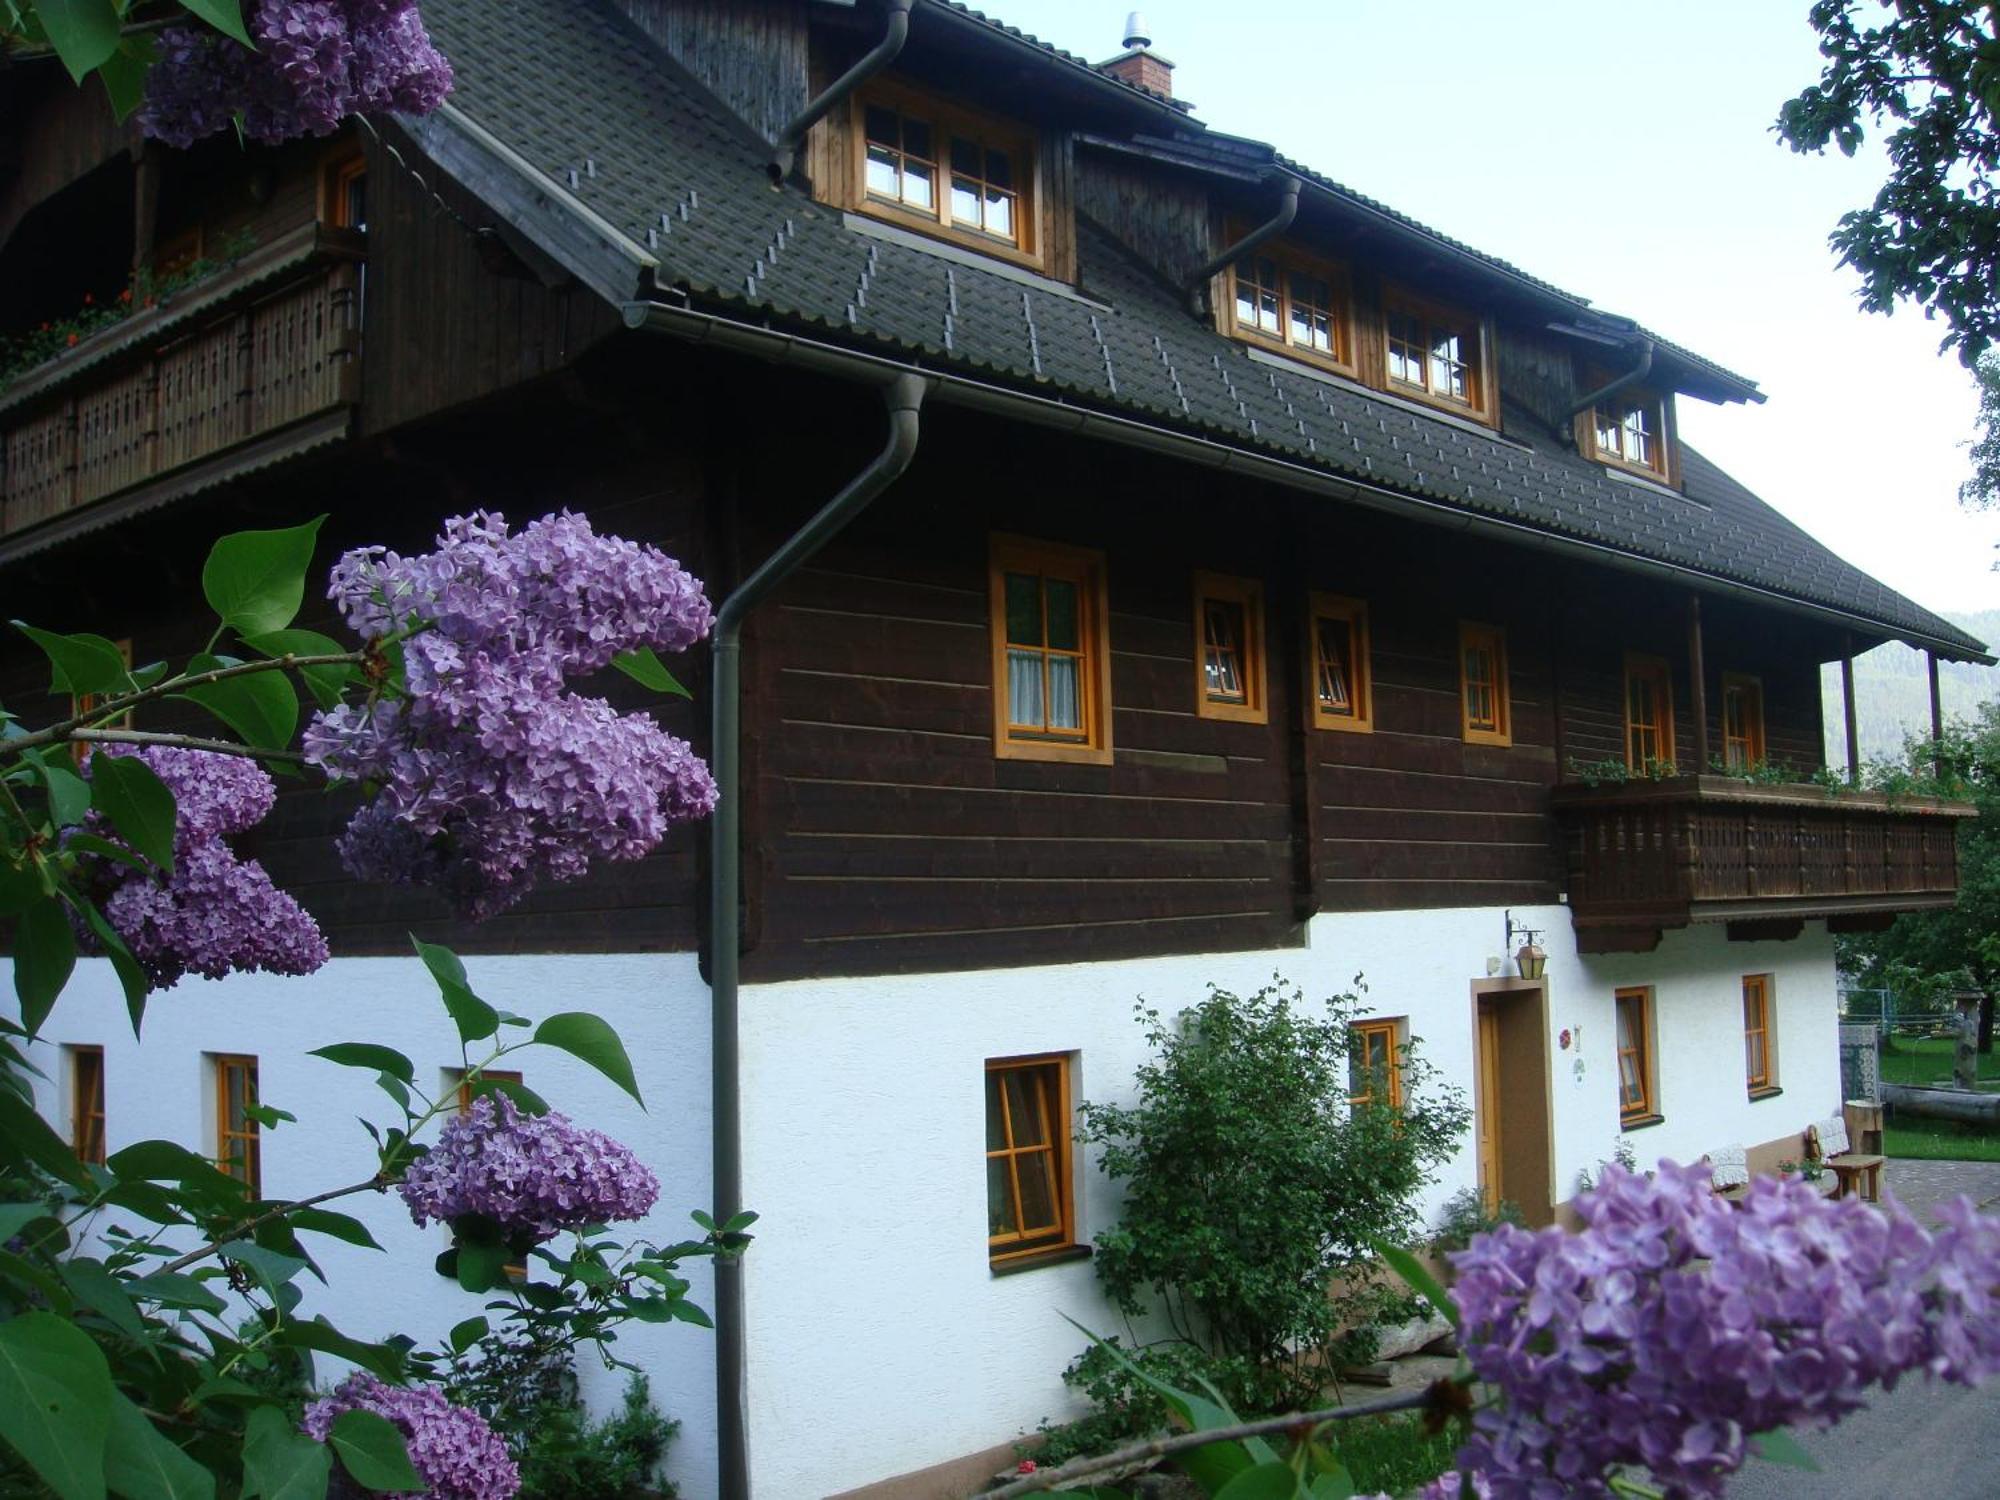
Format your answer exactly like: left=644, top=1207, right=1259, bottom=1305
left=1873, top=1156, right=2000, bottom=1221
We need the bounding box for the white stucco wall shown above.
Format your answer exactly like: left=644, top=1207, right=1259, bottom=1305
left=734, top=906, right=1842, bottom=1497
left=11, top=952, right=719, bottom=1497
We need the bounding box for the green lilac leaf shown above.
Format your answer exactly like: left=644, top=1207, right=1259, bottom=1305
left=273, top=1320, right=404, bottom=1383
left=175, top=654, right=298, bottom=752
left=0, top=1087, right=90, bottom=1189
left=217, top=1241, right=309, bottom=1299
left=245, top=628, right=356, bottom=712
left=56, top=1257, right=146, bottom=1342
left=447, top=1316, right=489, bottom=1354
left=414, top=939, right=499, bottom=1044
left=455, top=1241, right=509, bottom=1294
left=73, top=899, right=149, bottom=1038
left=175, top=0, right=252, bottom=47
left=12, top=623, right=132, bottom=697
left=240, top=1405, right=331, bottom=1500
left=16, top=897, right=77, bottom=1036
left=128, top=1272, right=226, bottom=1315
left=326, top=1409, right=423, bottom=1493
left=94, top=34, right=155, bottom=121
left=1370, top=1236, right=1461, bottom=1330
left=307, top=1043, right=415, bottom=1083
left=39, top=760, right=92, bottom=828
left=532, top=1012, right=644, bottom=1108
left=201, top=517, right=325, bottom=638
left=0, top=854, right=44, bottom=915
left=1211, top=1463, right=1301, bottom=1500
left=610, top=648, right=690, bottom=697
left=0, top=1311, right=114, bottom=1500
left=103, top=1388, right=215, bottom=1500
left=28, top=0, right=120, bottom=84
left=462, top=1073, right=550, bottom=1116
left=288, top=1207, right=382, bottom=1251
left=1748, top=1429, right=1821, bottom=1472
left=88, top=753, right=177, bottom=872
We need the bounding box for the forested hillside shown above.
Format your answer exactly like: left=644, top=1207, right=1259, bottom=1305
left=1821, top=609, right=2000, bottom=767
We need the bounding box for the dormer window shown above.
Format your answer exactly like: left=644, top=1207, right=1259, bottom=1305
left=1383, top=290, right=1491, bottom=421
left=1589, top=389, right=1673, bottom=481
left=1223, top=245, right=1354, bottom=375
left=849, top=84, right=1038, bottom=265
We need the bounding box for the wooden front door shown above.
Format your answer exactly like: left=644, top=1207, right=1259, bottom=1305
left=1476, top=998, right=1503, bottom=1215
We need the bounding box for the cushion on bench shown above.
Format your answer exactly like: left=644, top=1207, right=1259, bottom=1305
left=1707, top=1144, right=1749, bottom=1191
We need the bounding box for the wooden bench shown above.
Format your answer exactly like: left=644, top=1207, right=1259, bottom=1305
left=1806, top=1118, right=1885, bottom=1203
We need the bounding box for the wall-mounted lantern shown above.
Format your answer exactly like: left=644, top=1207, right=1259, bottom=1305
left=1504, top=910, right=1547, bottom=981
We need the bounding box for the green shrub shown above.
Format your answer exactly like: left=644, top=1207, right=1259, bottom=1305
left=1076, top=980, right=1470, bottom=1412
left=1431, top=1187, right=1525, bottom=1263
left=1332, top=1413, right=1460, bottom=1494
left=1030, top=1338, right=1264, bottom=1467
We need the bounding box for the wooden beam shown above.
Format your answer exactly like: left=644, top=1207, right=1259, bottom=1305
left=1687, top=594, right=1709, bottom=772
left=1841, top=637, right=1860, bottom=786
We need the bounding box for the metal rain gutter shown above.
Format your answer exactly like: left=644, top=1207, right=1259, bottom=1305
left=768, top=0, right=914, bottom=186
left=1569, top=338, right=1655, bottom=422
left=708, top=372, right=926, bottom=1500
left=620, top=298, right=1989, bottom=664
left=1184, top=174, right=1299, bottom=316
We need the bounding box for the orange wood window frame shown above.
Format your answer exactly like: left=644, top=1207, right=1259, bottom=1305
left=1721, top=673, right=1766, bottom=770
left=1348, top=1019, right=1403, bottom=1109
left=1381, top=287, right=1497, bottom=426
left=1458, top=621, right=1511, bottom=746
left=1615, top=988, right=1655, bottom=1125
left=70, top=1046, right=106, bottom=1166
left=985, top=1054, right=1073, bottom=1261
left=321, top=146, right=367, bottom=229
left=456, top=1068, right=525, bottom=1114
left=1193, top=572, right=1267, bottom=724
left=214, top=1054, right=261, bottom=1197
left=1586, top=388, right=1671, bottom=480
left=1220, top=239, right=1357, bottom=377
left=70, top=637, right=133, bottom=764
left=849, top=81, right=1041, bottom=268
left=990, top=535, right=1113, bottom=765
left=1743, top=975, right=1775, bottom=1093
left=1309, top=593, right=1372, bottom=733
left=1623, top=653, right=1675, bottom=772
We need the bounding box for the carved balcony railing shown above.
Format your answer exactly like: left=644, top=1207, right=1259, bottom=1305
left=0, top=223, right=363, bottom=541
left=1551, top=775, right=1976, bottom=953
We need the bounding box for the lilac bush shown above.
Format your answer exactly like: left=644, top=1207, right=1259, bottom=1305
left=1443, top=1161, right=2000, bottom=1498
left=398, top=1094, right=660, bottom=1240
left=304, top=510, right=716, bottom=919
left=143, top=0, right=452, bottom=148
left=305, top=1373, right=519, bottom=1500
left=89, top=746, right=328, bottom=990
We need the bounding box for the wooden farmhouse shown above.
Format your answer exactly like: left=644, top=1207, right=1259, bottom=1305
left=3, top=2, right=1990, bottom=1495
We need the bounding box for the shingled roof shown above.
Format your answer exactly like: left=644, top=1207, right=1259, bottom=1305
left=409, top=0, right=1989, bottom=662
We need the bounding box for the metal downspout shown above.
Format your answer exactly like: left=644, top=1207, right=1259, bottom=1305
left=1567, top=339, right=1655, bottom=426
left=1184, top=174, right=1300, bottom=316
left=710, top=373, right=926, bottom=1500
left=767, top=0, right=915, bottom=186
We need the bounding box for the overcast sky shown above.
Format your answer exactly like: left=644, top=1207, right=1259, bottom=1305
left=989, top=0, right=1999, bottom=624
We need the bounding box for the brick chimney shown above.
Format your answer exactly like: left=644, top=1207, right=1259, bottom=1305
left=1097, top=10, right=1173, bottom=99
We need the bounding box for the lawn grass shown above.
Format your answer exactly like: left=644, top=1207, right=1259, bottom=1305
left=1331, top=1413, right=1459, bottom=1496
left=1884, top=1122, right=2000, bottom=1162
left=1877, top=1035, right=2000, bottom=1091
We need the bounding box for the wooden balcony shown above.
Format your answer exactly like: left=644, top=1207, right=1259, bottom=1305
left=0, top=223, right=362, bottom=547
left=1551, top=775, right=1976, bottom=952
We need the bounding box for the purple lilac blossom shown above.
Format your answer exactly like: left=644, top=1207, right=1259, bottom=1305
left=88, top=747, right=327, bottom=990
left=142, top=0, right=452, bottom=149
left=398, top=1095, right=660, bottom=1240
left=1443, top=1161, right=2000, bottom=1499
left=304, top=510, right=716, bottom=919
left=304, top=1374, right=518, bottom=1500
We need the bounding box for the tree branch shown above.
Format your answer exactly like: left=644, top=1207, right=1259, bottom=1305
left=158, top=1176, right=385, bottom=1276
left=5, top=652, right=362, bottom=754
left=982, top=1385, right=1445, bottom=1498
left=70, top=729, right=309, bottom=765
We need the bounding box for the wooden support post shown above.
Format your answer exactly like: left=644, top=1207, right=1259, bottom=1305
left=1928, top=650, right=1944, bottom=779
left=1955, top=991, right=1980, bottom=1090
left=1687, top=595, right=1709, bottom=773
left=1841, top=637, right=1860, bottom=786
left=131, top=142, right=160, bottom=276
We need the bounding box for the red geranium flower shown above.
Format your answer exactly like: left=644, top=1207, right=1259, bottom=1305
left=66, top=333, right=79, bottom=347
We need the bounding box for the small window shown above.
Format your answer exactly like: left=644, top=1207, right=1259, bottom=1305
left=1623, top=654, right=1675, bottom=772
left=214, top=1054, right=261, bottom=1196
left=1458, top=621, right=1510, bottom=746
left=69, top=1046, right=106, bottom=1166
left=1615, top=989, right=1657, bottom=1127
left=1310, top=594, right=1372, bottom=733
left=1383, top=292, right=1490, bottom=420
left=1223, top=244, right=1354, bottom=374
left=1722, top=674, right=1765, bottom=770
left=323, top=148, right=367, bottom=231
left=1743, top=975, right=1777, bottom=1094
left=1193, top=573, right=1267, bottom=723
left=985, top=1055, right=1073, bottom=1262
left=854, top=85, right=1036, bottom=262
left=1588, top=389, right=1671, bottom=480
left=1348, top=1019, right=1403, bottom=1110
left=990, top=536, right=1112, bottom=764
